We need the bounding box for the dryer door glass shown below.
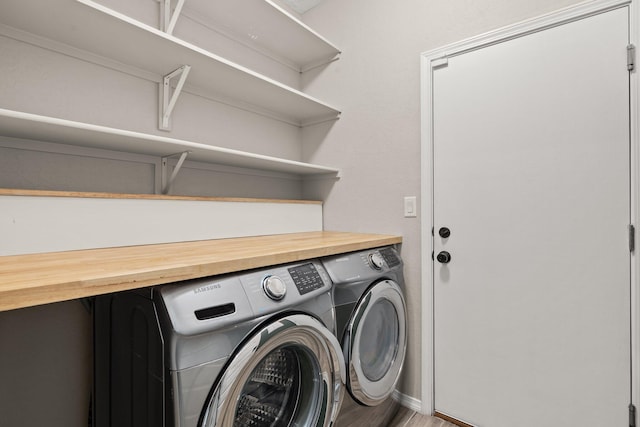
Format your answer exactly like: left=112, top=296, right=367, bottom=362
left=347, top=280, right=407, bottom=406
left=359, top=298, right=399, bottom=382
left=201, top=314, right=345, bottom=427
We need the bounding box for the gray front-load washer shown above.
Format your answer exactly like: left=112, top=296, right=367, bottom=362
left=93, top=259, right=345, bottom=427
left=321, top=246, right=407, bottom=426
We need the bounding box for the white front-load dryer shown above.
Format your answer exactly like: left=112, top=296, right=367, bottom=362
left=93, top=259, right=345, bottom=427
left=321, top=246, right=407, bottom=425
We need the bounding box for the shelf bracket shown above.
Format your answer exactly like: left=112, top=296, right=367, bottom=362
left=159, top=65, right=191, bottom=131
left=161, top=0, right=185, bottom=35
left=161, top=151, right=190, bottom=194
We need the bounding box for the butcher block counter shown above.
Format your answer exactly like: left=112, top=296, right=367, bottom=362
left=0, top=231, right=402, bottom=312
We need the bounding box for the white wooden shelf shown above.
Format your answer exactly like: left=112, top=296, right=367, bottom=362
left=180, top=0, right=341, bottom=71
left=0, top=109, right=340, bottom=176
left=1, top=0, right=341, bottom=126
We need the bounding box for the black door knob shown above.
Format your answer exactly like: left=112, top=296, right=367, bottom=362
left=436, top=251, right=451, bottom=264
left=439, top=227, right=451, bottom=238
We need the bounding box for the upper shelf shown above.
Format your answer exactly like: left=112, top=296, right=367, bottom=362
left=180, top=0, right=341, bottom=71
left=0, top=0, right=341, bottom=126
left=0, top=108, right=340, bottom=176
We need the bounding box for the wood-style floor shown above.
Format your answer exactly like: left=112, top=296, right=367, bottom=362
left=388, top=407, right=459, bottom=427
left=334, top=394, right=460, bottom=427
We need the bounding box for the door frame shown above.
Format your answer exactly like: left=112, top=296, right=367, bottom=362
left=419, top=0, right=640, bottom=417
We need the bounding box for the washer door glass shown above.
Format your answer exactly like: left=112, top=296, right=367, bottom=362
left=346, top=279, right=407, bottom=406
left=235, top=347, right=304, bottom=426
left=201, top=314, right=345, bottom=427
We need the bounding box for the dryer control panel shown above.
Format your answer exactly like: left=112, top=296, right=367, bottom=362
left=321, top=246, right=403, bottom=285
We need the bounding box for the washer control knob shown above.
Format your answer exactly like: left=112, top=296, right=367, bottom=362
left=262, top=275, right=286, bottom=301
left=369, top=253, right=385, bottom=270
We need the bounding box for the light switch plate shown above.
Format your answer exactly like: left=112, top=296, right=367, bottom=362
left=404, top=196, right=417, bottom=217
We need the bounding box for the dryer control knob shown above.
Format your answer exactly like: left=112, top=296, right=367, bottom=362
left=262, top=275, right=287, bottom=301
left=369, top=253, right=385, bottom=270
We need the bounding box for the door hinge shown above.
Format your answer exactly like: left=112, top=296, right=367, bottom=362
left=630, top=403, right=636, bottom=427
left=628, top=44, right=636, bottom=71
left=630, top=224, right=635, bottom=253
left=432, top=57, right=449, bottom=69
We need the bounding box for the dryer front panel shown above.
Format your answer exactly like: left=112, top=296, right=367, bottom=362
left=344, top=279, right=407, bottom=406
left=200, top=314, right=345, bottom=427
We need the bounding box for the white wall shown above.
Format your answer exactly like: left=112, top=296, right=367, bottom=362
left=299, top=0, right=582, bottom=405
left=0, top=0, right=589, bottom=424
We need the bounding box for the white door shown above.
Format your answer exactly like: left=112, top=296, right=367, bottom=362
left=432, top=7, right=631, bottom=427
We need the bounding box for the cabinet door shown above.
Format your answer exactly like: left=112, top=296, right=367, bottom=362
left=433, top=7, right=631, bottom=427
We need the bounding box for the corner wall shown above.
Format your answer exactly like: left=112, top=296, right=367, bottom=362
left=300, top=0, right=583, bottom=407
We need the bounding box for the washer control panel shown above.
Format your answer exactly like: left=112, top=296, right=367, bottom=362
left=158, top=259, right=332, bottom=333
left=237, top=260, right=332, bottom=316
left=288, top=263, right=325, bottom=295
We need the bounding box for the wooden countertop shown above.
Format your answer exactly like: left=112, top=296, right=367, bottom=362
left=0, top=231, right=402, bottom=312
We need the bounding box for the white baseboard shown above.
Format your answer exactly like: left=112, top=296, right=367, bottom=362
left=392, top=390, right=423, bottom=413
